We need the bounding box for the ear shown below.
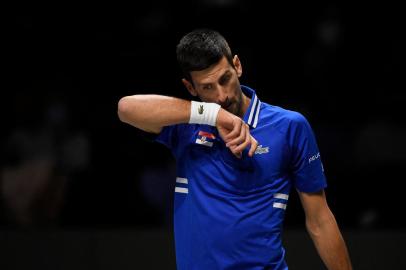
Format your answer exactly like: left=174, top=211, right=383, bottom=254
left=233, top=55, right=243, bottom=78
left=182, top=78, right=197, bottom=96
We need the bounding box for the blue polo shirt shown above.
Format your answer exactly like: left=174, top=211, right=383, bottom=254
left=156, top=85, right=327, bottom=270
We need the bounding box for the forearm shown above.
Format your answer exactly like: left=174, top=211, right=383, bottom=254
left=117, top=94, right=257, bottom=157
left=117, top=95, right=191, bottom=133
left=306, top=210, right=352, bottom=270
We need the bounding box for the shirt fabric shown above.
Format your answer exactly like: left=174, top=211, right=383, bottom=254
left=156, top=85, right=327, bottom=270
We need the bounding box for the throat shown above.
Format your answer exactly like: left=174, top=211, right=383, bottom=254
left=238, top=94, right=251, bottom=118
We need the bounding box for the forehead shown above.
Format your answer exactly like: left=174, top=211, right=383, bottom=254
left=190, top=56, right=233, bottom=84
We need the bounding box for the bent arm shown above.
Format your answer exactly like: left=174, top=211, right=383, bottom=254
left=117, top=95, right=191, bottom=134
left=117, top=94, right=257, bottom=156
left=298, top=190, right=352, bottom=270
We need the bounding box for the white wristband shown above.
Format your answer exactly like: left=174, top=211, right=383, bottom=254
left=189, top=101, right=221, bottom=126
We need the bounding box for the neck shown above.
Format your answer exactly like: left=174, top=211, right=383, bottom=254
left=239, top=92, right=251, bottom=118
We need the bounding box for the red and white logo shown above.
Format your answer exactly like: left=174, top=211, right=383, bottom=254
left=195, top=131, right=216, bottom=147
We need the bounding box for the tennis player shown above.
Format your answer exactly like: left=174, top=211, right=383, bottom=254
left=118, top=28, right=352, bottom=270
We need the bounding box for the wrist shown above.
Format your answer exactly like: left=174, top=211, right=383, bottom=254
left=216, top=108, right=234, bottom=129
left=189, top=101, right=221, bottom=126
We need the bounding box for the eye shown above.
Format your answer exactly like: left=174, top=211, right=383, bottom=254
left=202, top=84, right=213, bottom=90
left=219, top=74, right=231, bottom=85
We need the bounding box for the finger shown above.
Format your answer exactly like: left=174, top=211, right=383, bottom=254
left=224, top=119, right=243, bottom=142
left=248, top=136, right=258, bottom=157
left=224, top=119, right=242, bottom=142
left=229, top=145, right=242, bottom=159
left=226, top=123, right=247, bottom=147
left=232, top=124, right=251, bottom=153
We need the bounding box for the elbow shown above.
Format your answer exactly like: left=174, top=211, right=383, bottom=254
left=306, top=220, right=322, bottom=238
left=117, top=95, right=160, bottom=133
left=117, top=96, right=132, bottom=123
left=306, top=210, right=337, bottom=238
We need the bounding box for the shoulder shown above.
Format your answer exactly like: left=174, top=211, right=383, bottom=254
left=260, top=102, right=309, bottom=131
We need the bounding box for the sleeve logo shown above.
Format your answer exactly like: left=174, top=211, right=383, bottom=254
left=308, top=152, right=320, bottom=164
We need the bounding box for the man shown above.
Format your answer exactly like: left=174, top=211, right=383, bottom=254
left=118, top=29, right=352, bottom=270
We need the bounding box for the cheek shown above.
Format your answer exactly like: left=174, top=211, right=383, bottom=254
left=230, top=81, right=240, bottom=99
left=230, top=78, right=240, bottom=90
left=197, top=92, right=216, bottom=103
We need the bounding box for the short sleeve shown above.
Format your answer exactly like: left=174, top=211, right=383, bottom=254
left=288, top=112, right=327, bottom=192
left=155, top=125, right=179, bottom=150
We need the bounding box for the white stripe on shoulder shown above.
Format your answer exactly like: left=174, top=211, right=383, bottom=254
left=274, top=193, right=289, bottom=200
left=247, top=94, right=258, bottom=125
left=175, top=187, right=188, bottom=194
left=253, top=101, right=261, bottom=128
left=176, top=177, right=188, bottom=184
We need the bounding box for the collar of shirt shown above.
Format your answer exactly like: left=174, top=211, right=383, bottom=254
left=241, top=85, right=262, bottom=128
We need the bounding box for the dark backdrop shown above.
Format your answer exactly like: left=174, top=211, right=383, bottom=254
left=2, top=0, right=404, bottom=233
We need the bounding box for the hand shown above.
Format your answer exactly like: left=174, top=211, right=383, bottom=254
left=216, top=109, right=258, bottom=158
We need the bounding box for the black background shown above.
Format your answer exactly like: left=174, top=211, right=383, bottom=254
left=2, top=1, right=404, bottom=231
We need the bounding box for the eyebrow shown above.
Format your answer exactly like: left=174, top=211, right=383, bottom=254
left=199, top=70, right=232, bottom=87
left=219, top=70, right=232, bottom=83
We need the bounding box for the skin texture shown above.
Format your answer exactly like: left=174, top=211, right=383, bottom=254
left=182, top=55, right=256, bottom=158
left=118, top=55, right=257, bottom=158
left=299, top=190, right=352, bottom=270
left=182, top=55, right=247, bottom=118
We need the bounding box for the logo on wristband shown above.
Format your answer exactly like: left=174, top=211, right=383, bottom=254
left=198, top=105, right=204, bottom=114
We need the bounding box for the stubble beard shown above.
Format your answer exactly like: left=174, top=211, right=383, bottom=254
left=233, top=89, right=244, bottom=118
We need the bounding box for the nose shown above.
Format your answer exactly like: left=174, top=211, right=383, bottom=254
left=217, top=86, right=228, bottom=105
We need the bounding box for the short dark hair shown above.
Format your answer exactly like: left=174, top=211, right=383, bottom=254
left=176, top=29, right=234, bottom=82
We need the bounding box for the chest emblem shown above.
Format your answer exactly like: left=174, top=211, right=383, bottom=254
left=255, top=145, right=269, bottom=154
left=195, top=131, right=216, bottom=147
